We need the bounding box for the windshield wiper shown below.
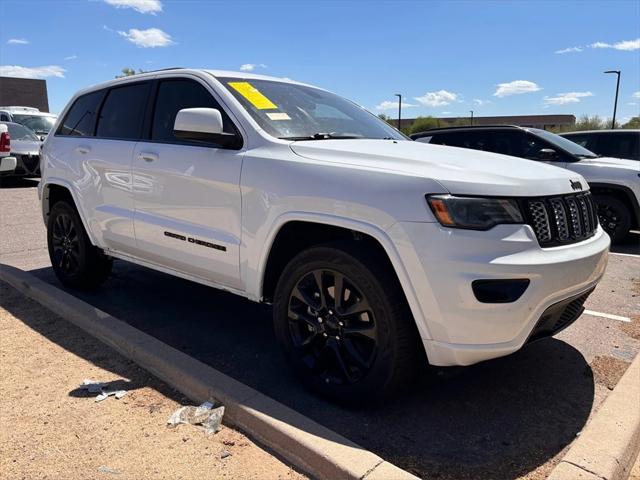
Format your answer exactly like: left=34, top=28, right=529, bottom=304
left=279, top=132, right=363, bottom=141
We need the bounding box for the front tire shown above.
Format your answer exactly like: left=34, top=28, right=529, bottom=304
left=273, top=243, right=422, bottom=403
left=47, top=201, right=112, bottom=289
left=594, top=195, right=631, bottom=243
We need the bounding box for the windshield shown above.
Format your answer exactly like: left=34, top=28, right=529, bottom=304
left=13, top=114, right=56, bottom=134
left=218, top=77, right=405, bottom=141
left=528, top=128, right=598, bottom=158
left=5, top=122, right=40, bottom=141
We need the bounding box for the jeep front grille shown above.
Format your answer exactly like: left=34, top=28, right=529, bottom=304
left=523, top=192, right=598, bottom=247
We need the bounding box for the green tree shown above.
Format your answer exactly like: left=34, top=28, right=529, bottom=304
left=622, top=116, right=640, bottom=129
left=408, top=116, right=440, bottom=134
left=115, top=67, right=146, bottom=79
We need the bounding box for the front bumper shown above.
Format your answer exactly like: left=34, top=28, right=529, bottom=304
left=387, top=221, right=610, bottom=366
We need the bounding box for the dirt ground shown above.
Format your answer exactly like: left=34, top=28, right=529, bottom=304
left=0, top=281, right=306, bottom=480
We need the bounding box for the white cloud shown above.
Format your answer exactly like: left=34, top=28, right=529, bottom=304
left=7, top=38, right=29, bottom=45
left=375, top=100, right=417, bottom=111
left=414, top=90, right=459, bottom=107
left=633, top=91, right=640, bottom=99
left=494, top=80, right=541, bottom=97
left=104, top=0, right=162, bottom=14
left=555, top=46, right=582, bottom=54
left=441, top=111, right=452, bottom=115
left=64, top=55, right=78, bottom=60
left=473, top=98, right=490, bottom=106
left=0, top=65, right=66, bottom=78
left=543, top=91, right=593, bottom=105
left=117, top=28, right=173, bottom=48
left=589, top=38, right=640, bottom=51
left=239, top=63, right=267, bottom=72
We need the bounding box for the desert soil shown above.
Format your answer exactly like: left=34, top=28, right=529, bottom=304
left=0, top=281, right=307, bottom=480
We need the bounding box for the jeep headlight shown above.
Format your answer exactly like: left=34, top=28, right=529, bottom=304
left=427, top=195, right=524, bottom=230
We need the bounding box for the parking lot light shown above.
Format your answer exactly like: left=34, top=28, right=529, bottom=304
left=604, top=70, right=621, bottom=129
left=395, top=93, right=402, bottom=131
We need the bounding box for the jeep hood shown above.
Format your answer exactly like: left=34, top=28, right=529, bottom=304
left=290, top=139, right=586, bottom=197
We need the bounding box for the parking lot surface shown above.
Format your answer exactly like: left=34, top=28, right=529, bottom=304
left=1, top=178, right=639, bottom=479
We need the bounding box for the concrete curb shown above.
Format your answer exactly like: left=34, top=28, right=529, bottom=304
left=0, top=264, right=418, bottom=480
left=547, top=351, right=640, bottom=480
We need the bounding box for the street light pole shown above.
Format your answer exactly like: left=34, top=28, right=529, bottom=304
left=470, top=110, right=474, bottom=126
left=604, top=70, right=621, bottom=129
left=395, top=93, right=402, bottom=131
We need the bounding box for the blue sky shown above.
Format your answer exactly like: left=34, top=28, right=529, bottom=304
left=1, top=0, right=639, bottom=122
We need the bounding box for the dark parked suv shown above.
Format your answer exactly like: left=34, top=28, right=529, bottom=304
left=560, top=129, right=640, bottom=161
left=412, top=125, right=640, bottom=242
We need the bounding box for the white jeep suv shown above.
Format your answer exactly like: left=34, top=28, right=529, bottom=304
left=40, top=69, right=609, bottom=402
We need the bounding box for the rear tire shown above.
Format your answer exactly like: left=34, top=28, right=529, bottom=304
left=593, top=195, right=631, bottom=243
left=47, top=200, right=112, bottom=289
left=273, top=242, right=422, bottom=404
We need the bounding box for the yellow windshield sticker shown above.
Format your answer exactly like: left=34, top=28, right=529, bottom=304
left=266, top=112, right=291, bottom=121
left=228, top=81, right=277, bottom=110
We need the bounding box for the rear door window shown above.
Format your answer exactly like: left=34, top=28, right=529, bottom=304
left=96, top=83, right=150, bottom=140
left=57, top=90, right=105, bottom=136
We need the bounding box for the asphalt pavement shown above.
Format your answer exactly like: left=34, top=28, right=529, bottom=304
left=1, top=177, right=639, bottom=480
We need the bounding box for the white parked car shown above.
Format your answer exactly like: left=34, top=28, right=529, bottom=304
left=0, top=122, right=42, bottom=177
left=0, top=106, right=58, bottom=139
left=413, top=126, right=640, bottom=242
left=40, top=69, right=609, bottom=402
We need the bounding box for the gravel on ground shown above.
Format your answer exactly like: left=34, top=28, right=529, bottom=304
left=0, top=281, right=306, bottom=480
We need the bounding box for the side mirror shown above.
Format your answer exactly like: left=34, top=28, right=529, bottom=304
left=538, top=148, right=558, bottom=161
left=173, top=108, right=238, bottom=146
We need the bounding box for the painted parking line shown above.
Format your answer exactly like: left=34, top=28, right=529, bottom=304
left=584, top=309, right=632, bottom=323
left=610, top=252, right=640, bottom=258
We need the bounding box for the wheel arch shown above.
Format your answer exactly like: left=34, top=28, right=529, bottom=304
left=589, top=182, right=640, bottom=228
left=41, top=179, right=99, bottom=246
left=255, top=213, right=432, bottom=341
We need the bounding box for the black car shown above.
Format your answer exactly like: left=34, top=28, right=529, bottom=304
left=411, top=125, right=640, bottom=242
left=560, top=129, right=640, bottom=161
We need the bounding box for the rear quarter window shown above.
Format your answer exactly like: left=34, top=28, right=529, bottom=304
left=56, top=90, right=105, bottom=136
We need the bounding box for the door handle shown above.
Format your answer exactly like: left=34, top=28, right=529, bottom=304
left=138, top=152, right=158, bottom=162
left=75, top=145, right=91, bottom=154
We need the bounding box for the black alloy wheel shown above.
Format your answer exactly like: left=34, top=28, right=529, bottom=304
left=594, top=194, right=631, bottom=243
left=50, top=211, right=81, bottom=276
left=273, top=243, right=422, bottom=403
left=47, top=200, right=112, bottom=288
left=287, top=269, right=378, bottom=386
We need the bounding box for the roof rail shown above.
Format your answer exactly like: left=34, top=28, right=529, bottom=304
left=410, top=125, right=528, bottom=137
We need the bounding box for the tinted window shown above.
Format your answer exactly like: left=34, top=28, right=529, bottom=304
left=597, top=133, right=639, bottom=160
left=7, top=122, right=39, bottom=141
left=96, top=83, right=150, bottom=140
left=528, top=128, right=597, bottom=158
left=429, top=131, right=491, bottom=150
left=151, top=79, right=235, bottom=144
left=562, top=134, right=595, bottom=150
left=57, top=90, right=105, bottom=136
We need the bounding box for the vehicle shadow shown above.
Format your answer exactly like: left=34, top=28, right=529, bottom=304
left=610, top=232, right=639, bottom=255
left=0, top=177, right=39, bottom=189
left=23, top=262, right=595, bottom=480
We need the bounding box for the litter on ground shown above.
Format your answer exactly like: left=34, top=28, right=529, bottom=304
left=167, top=401, right=225, bottom=434
left=79, top=379, right=128, bottom=402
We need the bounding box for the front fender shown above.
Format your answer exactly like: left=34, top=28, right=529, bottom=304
left=244, top=211, right=433, bottom=341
